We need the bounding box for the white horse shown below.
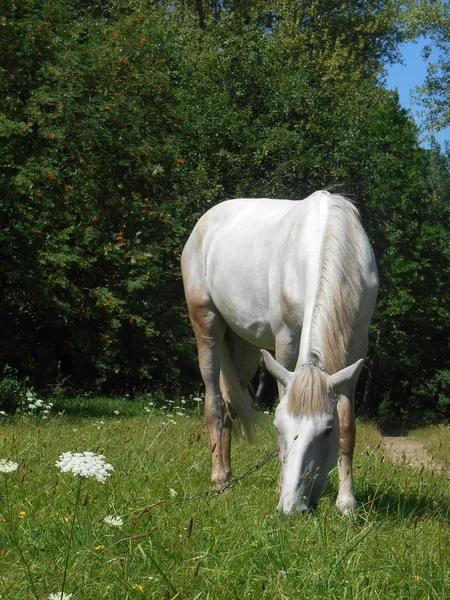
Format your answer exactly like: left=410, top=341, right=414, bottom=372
left=181, top=191, right=378, bottom=514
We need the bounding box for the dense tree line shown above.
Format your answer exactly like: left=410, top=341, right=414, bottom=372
left=1, top=0, right=450, bottom=423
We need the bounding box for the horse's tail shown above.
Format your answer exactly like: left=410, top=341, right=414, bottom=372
left=219, top=344, right=257, bottom=441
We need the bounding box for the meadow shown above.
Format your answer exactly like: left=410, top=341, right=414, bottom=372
left=0, top=398, right=449, bottom=600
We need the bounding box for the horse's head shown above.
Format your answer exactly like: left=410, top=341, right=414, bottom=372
left=261, top=350, right=363, bottom=514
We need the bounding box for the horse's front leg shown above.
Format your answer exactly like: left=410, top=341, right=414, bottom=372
left=336, top=384, right=357, bottom=514
left=190, top=306, right=229, bottom=487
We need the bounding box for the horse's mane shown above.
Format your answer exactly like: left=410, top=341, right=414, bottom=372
left=288, top=366, right=334, bottom=416
left=310, top=194, right=361, bottom=375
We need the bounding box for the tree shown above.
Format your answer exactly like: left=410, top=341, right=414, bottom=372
left=1, top=0, right=450, bottom=425
left=168, top=0, right=450, bottom=422
left=404, top=0, right=450, bottom=135
left=0, top=1, right=192, bottom=394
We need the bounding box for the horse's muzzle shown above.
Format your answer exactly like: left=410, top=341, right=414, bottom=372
left=276, top=499, right=317, bottom=516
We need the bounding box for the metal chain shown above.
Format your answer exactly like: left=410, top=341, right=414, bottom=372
left=184, top=448, right=279, bottom=501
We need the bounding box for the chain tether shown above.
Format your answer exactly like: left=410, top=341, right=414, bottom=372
left=184, top=448, right=278, bottom=501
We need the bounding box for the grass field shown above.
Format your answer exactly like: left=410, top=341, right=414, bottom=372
left=0, top=398, right=449, bottom=599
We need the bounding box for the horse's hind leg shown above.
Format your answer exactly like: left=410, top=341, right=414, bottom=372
left=188, top=303, right=229, bottom=487
left=221, top=331, right=261, bottom=478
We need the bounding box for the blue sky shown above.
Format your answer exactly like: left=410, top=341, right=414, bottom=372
left=384, top=38, right=450, bottom=149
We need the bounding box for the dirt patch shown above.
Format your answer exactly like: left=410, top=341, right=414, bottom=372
left=381, top=431, right=449, bottom=474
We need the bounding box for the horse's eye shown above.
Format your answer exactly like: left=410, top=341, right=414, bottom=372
left=324, top=427, right=333, bottom=437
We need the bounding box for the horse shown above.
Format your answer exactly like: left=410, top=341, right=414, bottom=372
left=181, top=191, right=378, bottom=514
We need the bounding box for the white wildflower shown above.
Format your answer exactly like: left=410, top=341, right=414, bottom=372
left=0, top=459, right=18, bottom=473
left=170, top=488, right=177, bottom=497
left=56, top=452, right=114, bottom=483
left=104, top=515, right=123, bottom=527
left=113, top=410, right=120, bottom=415
left=193, top=397, right=203, bottom=403
left=48, top=593, right=72, bottom=600
left=0, top=411, right=6, bottom=416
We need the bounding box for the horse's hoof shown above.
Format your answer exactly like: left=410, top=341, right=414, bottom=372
left=211, top=473, right=230, bottom=489
left=336, top=496, right=357, bottom=514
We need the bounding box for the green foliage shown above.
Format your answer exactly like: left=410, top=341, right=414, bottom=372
left=1, top=0, right=450, bottom=421
left=0, top=1, right=192, bottom=394
left=411, top=370, right=450, bottom=423
left=404, top=0, right=450, bottom=133
left=0, top=366, right=29, bottom=414
left=168, top=1, right=450, bottom=422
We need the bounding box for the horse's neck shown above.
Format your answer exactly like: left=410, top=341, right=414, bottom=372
left=301, top=199, right=361, bottom=374
left=297, top=306, right=320, bottom=369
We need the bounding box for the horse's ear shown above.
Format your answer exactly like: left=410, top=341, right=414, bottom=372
left=330, top=359, right=364, bottom=393
left=260, top=350, right=294, bottom=388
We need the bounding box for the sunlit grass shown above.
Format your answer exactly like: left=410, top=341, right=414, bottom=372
left=409, top=426, right=450, bottom=469
left=0, top=402, right=449, bottom=599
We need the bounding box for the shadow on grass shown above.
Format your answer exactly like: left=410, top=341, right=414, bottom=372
left=51, top=396, right=149, bottom=419
left=355, top=479, right=450, bottom=522
left=50, top=395, right=202, bottom=419
left=319, top=461, right=450, bottom=523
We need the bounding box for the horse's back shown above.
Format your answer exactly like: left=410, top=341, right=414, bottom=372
left=181, top=192, right=377, bottom=350
left=182, top=193, right=329, bottom=279
left=182, top=198, right=299, bottom=346
left=182, top=194, right=330, bottom=346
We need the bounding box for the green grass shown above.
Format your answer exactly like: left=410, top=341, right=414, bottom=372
left=409, top=426, right=450, bottom=469
left=0, top=401, right=449, bottom=599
